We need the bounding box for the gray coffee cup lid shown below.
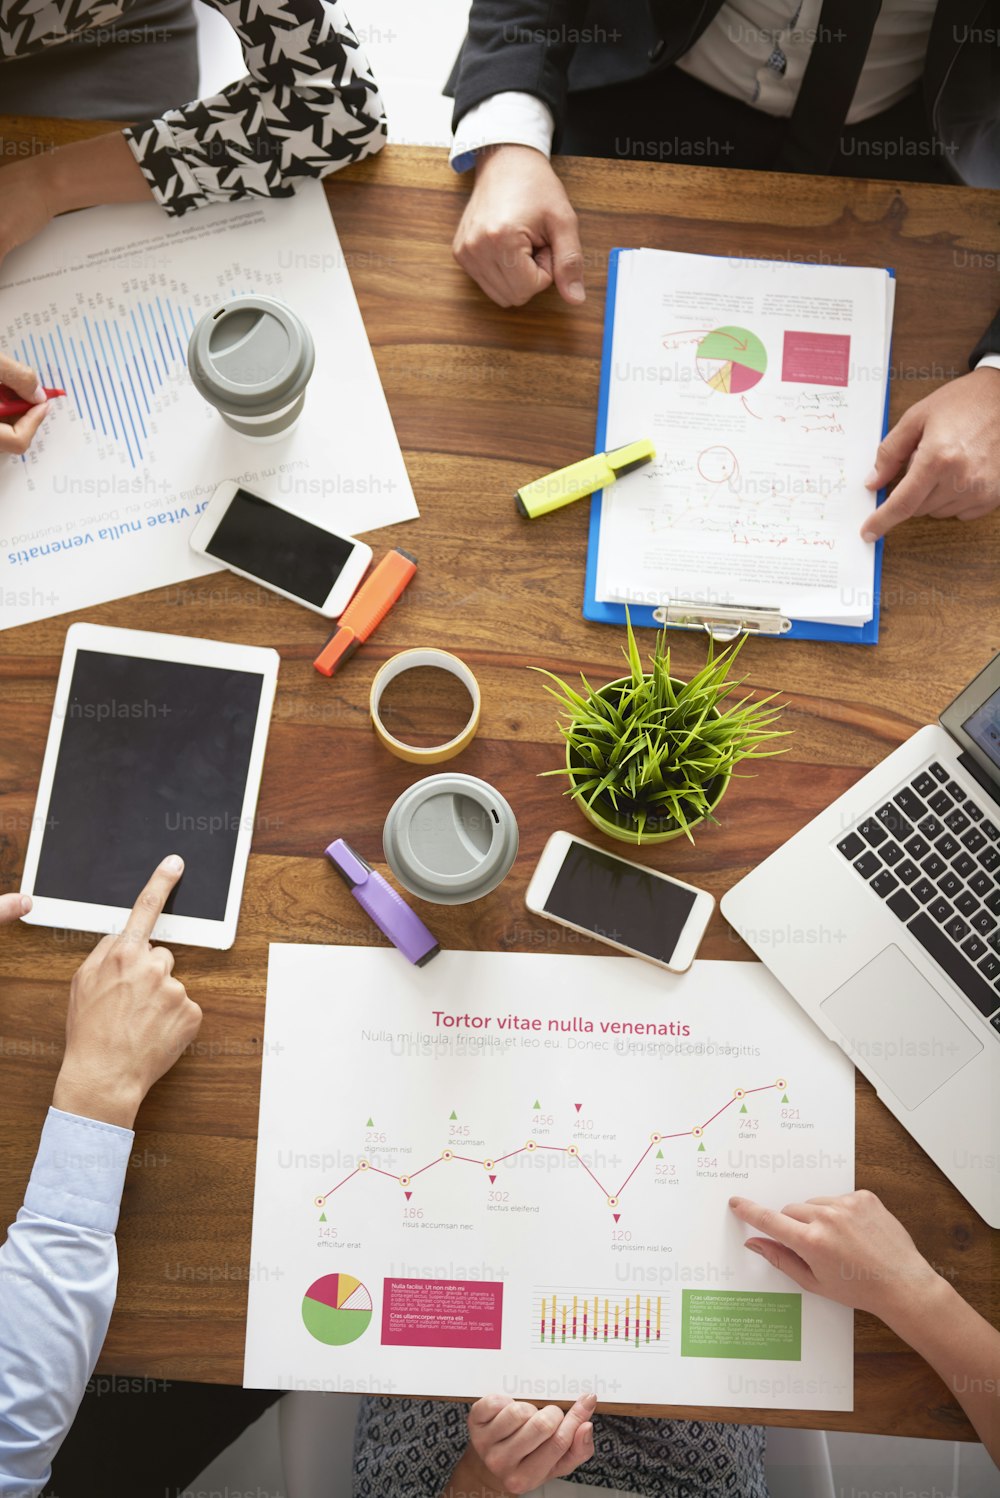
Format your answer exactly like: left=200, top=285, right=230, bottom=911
left=187, top=295, right=315, bottom=415
left=383, top=774, right=519, bottom=905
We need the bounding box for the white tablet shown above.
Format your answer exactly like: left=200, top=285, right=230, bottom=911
left=20, top=623, right=279, bottom=950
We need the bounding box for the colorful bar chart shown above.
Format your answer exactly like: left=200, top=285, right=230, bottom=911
left=534, top=1289, right=666, bottom=1352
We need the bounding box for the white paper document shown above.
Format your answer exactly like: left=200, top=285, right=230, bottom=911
left=595, top=250, right=894, bottom=626
left=0, top=184, right=417, bottom=630
left=245, top=947, right=855, bottom=1410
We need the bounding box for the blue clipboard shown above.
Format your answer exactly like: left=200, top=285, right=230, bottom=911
left=583, top=248, right=893, bottom=644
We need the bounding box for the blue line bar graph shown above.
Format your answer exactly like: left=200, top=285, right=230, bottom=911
left=15, top=296, right=196, bottom=469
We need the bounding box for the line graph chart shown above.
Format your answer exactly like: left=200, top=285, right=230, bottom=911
left=314, top=1080, right=788, bottom=1221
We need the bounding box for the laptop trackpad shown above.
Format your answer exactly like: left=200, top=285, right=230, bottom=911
left=821, top=945, right=982, bottom=1110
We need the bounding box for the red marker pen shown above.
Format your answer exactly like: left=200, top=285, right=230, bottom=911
left=0, top=385, right=66, bottom=421
left=314, top=549, right=417, bottom=677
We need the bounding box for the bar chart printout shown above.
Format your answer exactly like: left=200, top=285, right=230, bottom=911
left=535, top=1290, right=666, bottom=1351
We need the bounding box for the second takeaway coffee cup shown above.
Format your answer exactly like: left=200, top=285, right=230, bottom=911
left=187, top=295, right=315, bottom=440
left=383, top=774, right=519, bottom=905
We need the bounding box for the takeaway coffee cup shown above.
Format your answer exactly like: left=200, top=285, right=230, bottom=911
left=187, top=295, right=315, bottom=440
left=383, top=774, right=519, bottom=905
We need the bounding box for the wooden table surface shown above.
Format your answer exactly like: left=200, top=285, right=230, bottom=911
left=1, top=118, right=998, bottom=1443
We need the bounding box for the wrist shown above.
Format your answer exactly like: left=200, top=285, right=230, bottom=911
left=475, top=142, right=546, bottom=177
left=446, top=1446, right=508, bottom=1498
left=35, top=145, right=82, bottom=216
left=879, top=1266, right=954, bottom=1345
left=52, top=1064, right=142, bottom=1130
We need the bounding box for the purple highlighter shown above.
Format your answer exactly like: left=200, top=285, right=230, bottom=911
left=325, top=838, right=440, bottom=967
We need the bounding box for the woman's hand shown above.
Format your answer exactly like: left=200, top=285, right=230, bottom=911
left=444, top=1392, right=596, bottom=1496
left=0, top=350, right=49, bottom=456
left=729, top=1189, right=942, bottom=1325
left=731, top=1189, right=1000, bottom=1465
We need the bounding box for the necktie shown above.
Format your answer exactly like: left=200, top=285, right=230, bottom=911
left=776, top=0, right=885, bottom=172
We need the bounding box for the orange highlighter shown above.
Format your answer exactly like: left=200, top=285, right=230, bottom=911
left=313, top=548, right=417, bottom=676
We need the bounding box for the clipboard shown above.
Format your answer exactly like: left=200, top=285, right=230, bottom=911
left=583, top=249, right=893, bottom=644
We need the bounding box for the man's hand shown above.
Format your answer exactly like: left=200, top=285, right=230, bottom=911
left=0, top=350, right=49, bottom=456
left=52, top=856, right=203, bottom=1130
left=861, top=366, right=1000, bottom=540
left=0, top=891, right=32, bottom=925
left=453, top=145, right=585, bottom=309
left=729, top=1190, right=942, bottom=1328
left=453, top=1392, right=596, bottom=1496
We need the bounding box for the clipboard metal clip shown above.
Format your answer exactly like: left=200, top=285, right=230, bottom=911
left=651, top=602, right=792, bottom=642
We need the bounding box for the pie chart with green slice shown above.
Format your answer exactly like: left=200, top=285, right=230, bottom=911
left=695, top=326, right=768, bottom=394
left=302, top=1272, right=373, bottom=1346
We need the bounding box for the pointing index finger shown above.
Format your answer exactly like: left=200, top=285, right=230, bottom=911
left=729, top=1195, right=811, bottom=1249
left=121, top=855, right=184, bottom=945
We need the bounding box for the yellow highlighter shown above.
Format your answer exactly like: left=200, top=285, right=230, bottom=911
left=515, top=439, right=655, bottom=519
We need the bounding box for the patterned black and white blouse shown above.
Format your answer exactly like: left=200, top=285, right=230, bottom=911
left=0, top=0, right=386, bottom=214
left=352, top=1396, right=769, bottom=1498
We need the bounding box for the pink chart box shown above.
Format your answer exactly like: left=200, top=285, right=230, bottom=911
left=381, top=1278, right=504, bottom=1349
left=782, top=330, right=852, bottom=387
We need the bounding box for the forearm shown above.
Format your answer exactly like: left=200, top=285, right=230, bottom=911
left=0, top=1110, right=131, bottom=1496
left=886, top=1277, right=1000, bottom=1464
left=36, top=132, right=153, bottom=215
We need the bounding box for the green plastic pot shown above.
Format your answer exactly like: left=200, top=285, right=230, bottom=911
left=564, top=674, right=732, bottom=845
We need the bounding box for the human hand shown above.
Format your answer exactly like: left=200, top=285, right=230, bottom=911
left=0, top=350, right=49, bottom=456
left=462, top=1391, right=596, bottom=1495
left=729, top=1190, right=943, bottom=1329
left=861, top=366, right=1000, bottom=540
left=0, top=891, right=32, bottom=925
left=52, top=855, right=203, bottom=1130
left=0, top=158, right=58, bottom=274
left=453, top=145, right=585, bottom=308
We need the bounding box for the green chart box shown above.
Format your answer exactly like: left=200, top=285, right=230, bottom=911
left=680, top=1289, right=802, bottom=1361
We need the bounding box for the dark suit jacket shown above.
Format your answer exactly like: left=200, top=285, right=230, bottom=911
left=449, top=0, right=1000, bottom=363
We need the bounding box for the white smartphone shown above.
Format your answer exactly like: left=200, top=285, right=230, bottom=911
left=525, top=831, right=715, bottom=973
left=189, top=480, right=372, bottom=617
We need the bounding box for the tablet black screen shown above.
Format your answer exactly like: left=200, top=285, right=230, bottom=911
left=34, top=651, right=264, bottom=921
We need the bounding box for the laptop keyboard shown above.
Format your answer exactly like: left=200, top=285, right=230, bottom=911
left=835, top=758, right=1000, bottom=1032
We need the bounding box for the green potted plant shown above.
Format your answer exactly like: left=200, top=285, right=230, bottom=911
left=535, top=613, right=788, bottom=844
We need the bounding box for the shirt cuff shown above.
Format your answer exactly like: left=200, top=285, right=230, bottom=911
left=23, top=1108, right=134, bottom=1236
left=974, top=354, right=1000, bottom=373
left=450, top=92, right=556, bottom=173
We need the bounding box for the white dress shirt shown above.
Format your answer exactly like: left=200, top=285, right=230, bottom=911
left=450, top=0, right=937, bottom=170
left=0, top=1108, right=133, bottom=1498
left=450, top=2, right=1000, bottom=373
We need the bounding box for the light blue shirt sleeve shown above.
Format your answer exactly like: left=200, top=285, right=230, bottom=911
left=0, top=1107, right=133, bottom=1498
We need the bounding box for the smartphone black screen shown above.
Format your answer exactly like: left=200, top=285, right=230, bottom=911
left=544, top=841, right=697, bottom=961
left=205, top=488, right=356, bottom=606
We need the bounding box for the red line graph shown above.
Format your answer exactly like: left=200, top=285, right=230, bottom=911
left=314, top=1081, right=786, bottom=1215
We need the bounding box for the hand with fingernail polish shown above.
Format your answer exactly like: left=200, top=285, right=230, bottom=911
left=50, top=855, right=203, bottom=1130
left=0, top=351, right=49, bottom=457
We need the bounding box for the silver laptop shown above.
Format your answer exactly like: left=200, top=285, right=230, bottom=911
left=722, top=653, right=1000, bottom=1227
